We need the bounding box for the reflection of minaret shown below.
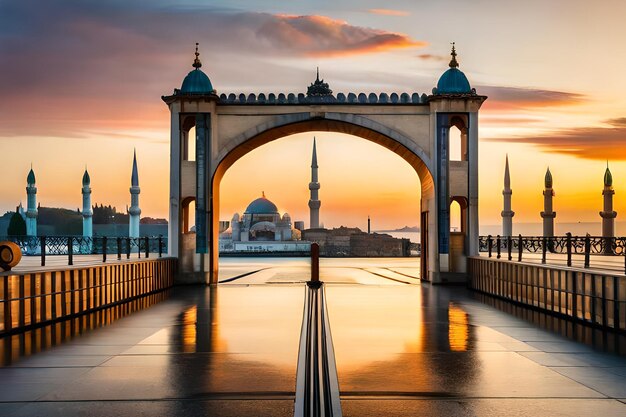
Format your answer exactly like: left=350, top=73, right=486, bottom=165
left=600, top=163, right=617, bottom=239
left=501, top=155, right=514, bottom=236
left=540, top=167, right=556, bottom=237
left=82, top=168, right=93, bottom=238
left=308, top=137, right=321, bottom=229
left=129, top=150, right=141, bottom=238
left=26, top=166, right=38, bottom=236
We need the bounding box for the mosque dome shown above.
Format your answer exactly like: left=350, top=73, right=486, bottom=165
left=180, top=43, right=214, bottom=94
left=434, top=44, right=472, bottom=95
left=82, top=169, right=90, bottom=186
left=27, top=168, right=35, bottom=185
left=245, top=193, right=279, bottom=215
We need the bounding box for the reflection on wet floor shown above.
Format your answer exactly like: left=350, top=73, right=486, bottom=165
left=1, top=258, right=625, bottom=417
left=0, top=291, right=171, bottom=366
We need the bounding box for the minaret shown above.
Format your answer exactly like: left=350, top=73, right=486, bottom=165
left=368, top=215, right=371, bottom=234
left=25, top=166, right=38, bottom=236
left=128, top=150, right=141, bottom=238
left=308, top=137, right=321, bottom=229
left=540, top=167, right=556, bottom=237
left=501, top=155, right=514, bottom=236
left=600, top=163, right=617, bottom=239
left=82, top=168, right=93, bottom=238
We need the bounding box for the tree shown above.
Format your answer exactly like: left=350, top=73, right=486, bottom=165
left=7, top=212, right=26, bottom=236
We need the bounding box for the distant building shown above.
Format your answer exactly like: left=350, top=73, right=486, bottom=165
left=303, top=227, right=410, bottom=257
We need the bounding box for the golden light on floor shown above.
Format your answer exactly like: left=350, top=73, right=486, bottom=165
left=448, top=303, right=469, bottom=352
left=181, top=305, right=197, bottom=353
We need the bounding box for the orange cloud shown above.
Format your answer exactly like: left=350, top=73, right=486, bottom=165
left=368, top=9, right=410, bottom=16
left=258, top=14, right=425, bottom=57
left=485, top=118, right=626, bottom=160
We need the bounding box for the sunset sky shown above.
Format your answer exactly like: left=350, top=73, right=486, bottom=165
left=1, top=0, right=626, bottom=232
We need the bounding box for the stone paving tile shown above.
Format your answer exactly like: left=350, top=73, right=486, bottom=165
left=8, top=354, right=112, bottom=368
left=520, top=352, right=626, bottom=368
left=341, top=398, right=626, bottom=417
left=526, top=341, right=597, bottom=353
left=335, top=351, right=603, bottom=398
left=2, top=399, right=295, bottom=417
left=552, top=367, right=626, bottom=398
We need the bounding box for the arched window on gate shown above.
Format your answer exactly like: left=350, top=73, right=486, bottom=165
left=450, top=199, right=461, bottom=232
left=184, top=126, right=196, bottom=162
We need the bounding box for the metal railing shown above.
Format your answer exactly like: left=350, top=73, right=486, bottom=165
left=479, top=235, right=626, bottom=274
left=0, top=235, right=167, bottom=267
left=469, top=257, right=626, bottom=333
left=0, top=258, right=177, bottom=336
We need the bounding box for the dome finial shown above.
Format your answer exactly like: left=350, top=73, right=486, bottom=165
left=192, top=42, right=202, bottom=69
left=262, top=191, right=265, bottom=198
left=449, top=42, right=458, bottom=68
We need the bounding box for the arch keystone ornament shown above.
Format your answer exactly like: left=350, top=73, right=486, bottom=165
left=162, top=44, right=486, bottom=284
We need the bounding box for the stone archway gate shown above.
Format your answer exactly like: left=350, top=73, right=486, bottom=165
left=162, top=73, right=486, bottom=285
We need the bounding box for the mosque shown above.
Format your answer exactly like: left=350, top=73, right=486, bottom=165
left=218, top=139, right=320, bottom=253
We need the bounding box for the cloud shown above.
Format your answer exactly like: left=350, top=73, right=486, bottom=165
left=478, top=86, right=585, bottom=111
left=0, top=1, right=426, bottom=137
left=485, top=118, right=626, bottom=160
left=368, top=9, right=411, bottom=17
left=258, top=15, right=424, bottom=57
left=417, top=53, right=448, bottom=62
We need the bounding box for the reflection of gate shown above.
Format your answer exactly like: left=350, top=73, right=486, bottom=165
left=421, top=211, right=429, bottom=280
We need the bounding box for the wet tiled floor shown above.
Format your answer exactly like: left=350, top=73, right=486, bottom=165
left=0, top=258, right=624, bottom=416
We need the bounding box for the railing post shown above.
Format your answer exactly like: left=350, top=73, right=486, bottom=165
left=584, top=234, right=591, bottom=269
left=158, top=235, right=163, bottom=258
left=488, top=235, right=493, bottom=258
left=102, top=236, right=107, bottom=263
left=40, top=236, right=46, bottom=267
left=117, top=237, right=122, bottom=260
left=541, top=237, right=547, bottom=264
left=310, top=242, right=320, bottom=283
left=126, top=238, right=131, bottom=259
left=137, top=238, right=141, bottom=259
left=145, top=236, right=149, bottom=258
left=507, top=236, right=512, bottom=261
left=496, top=235, right=501, bottom=259
left=68, top=237, right=74, bottom=266
left=518, top=234, right=522, bottom=262
left=566, top=232, right=572, bottom=267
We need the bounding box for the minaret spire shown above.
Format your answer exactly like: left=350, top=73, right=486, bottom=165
left=600, top=162, right=617, bottom=247
left=501, top=154, right=514, bottom=237
left=540, top=167, right=556, bottom=237
left=82, top=167, right=93, bottom=238
left=128, top=150, right=141, bottom=238
left=25, top=165, right=38, bottom=236
left=308, top=137, right=321, bottom=229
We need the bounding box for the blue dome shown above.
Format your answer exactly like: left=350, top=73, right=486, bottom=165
left=180, top=68, right=214, bottom=94
left=436, top=67, right=471, bottom=94
left=245, top=196, right=278, bottom=215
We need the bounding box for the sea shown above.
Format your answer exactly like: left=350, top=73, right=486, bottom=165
left=380, top=221, right=626, bottom=243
